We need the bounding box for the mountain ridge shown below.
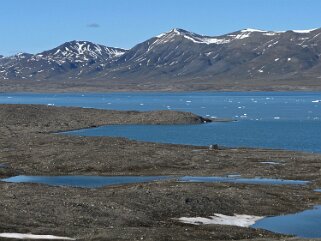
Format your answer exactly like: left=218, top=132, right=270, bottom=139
left=1, top=27, right=321, bottom=91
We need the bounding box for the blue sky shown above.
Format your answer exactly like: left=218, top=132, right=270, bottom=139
left=1, top=0, right=321, bottom=56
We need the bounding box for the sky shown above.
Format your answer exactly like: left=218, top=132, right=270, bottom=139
left=1, top=0, right=321, bottom=56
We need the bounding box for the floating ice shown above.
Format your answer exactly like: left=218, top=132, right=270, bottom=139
left=178, top=213, right=264, bottom=227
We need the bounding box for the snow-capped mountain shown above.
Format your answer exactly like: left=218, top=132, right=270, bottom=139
left=89, top=27, right=321, bottom=84
left=0, top=41, right=126, bottom=80
left=1, top=28, right=321, bottom=91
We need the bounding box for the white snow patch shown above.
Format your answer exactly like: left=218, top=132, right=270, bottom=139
left=260, top=161, right=281, bottom=165
left=234, top=29, right=268, bottom=40
left=292, top=28, right=317, bottom=33
left=178, top=213, right=264, bottom=227
left=0, top=233, right=75, bottom=240
left=183, top=35, right=230, bottom=45
left=156, top=32, right=166, bottom=38
left=241, top=28, right=267, bottom=33
left=201, top=37, right=230, bottom=45
left=263, top=32, right=278, bottom=36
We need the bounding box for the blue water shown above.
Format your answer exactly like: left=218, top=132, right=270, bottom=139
left=179, top=176, right=308, bottom=185
left=1, top=175, right=171, bottom=188
left=1, top=92, right=321, bottom=153
left=1, top=92, right=320, bottom=121
left=1, top=175, right=308, bottom=188
left=252, top=206, right=321, bottom=238
left=65, top=120, right=321, bottom=153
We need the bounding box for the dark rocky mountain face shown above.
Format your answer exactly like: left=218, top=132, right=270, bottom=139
left=1, top=28, right=321, bottom=90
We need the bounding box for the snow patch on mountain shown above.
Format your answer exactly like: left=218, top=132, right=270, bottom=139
left=292, top=28, right=318, bottom=33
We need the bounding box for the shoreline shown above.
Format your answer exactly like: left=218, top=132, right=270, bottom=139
left=1, top=104, right=321, bottom=240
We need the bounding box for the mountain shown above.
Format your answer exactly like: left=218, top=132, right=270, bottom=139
left=1, top=28, right=321, bottom=91
left=94, top=28, right=321, bottom=83
left=0, top=41, right=126, bottom=80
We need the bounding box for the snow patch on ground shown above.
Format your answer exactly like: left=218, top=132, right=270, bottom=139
left=178, top=213, right=264, bottom=227
left=0, top=233, right=75, bottom=240
left=260, top=161, right=281, bottom=165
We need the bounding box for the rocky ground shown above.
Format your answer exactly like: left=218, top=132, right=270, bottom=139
left=0, top=104, right=321, bottom=241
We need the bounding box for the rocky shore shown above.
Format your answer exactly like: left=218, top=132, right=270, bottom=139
left=1, top=104, right=321, bottom=241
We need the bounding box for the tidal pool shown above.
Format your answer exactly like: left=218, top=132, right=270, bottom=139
left=1, top=175, right=171, bottom=188
left=252, top=206, right=321, bottom=238
left=179, top=176, right=309, bottom=185
left=1, top=175, right=308, bottom=188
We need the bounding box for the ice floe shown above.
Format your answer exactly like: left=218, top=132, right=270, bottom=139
left=178, top=213, right=264, bottom=227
